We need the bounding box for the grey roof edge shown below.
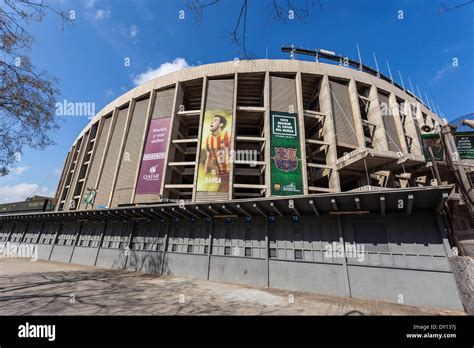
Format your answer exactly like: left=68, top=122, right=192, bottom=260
left=0, top=185, right=453, bottom=222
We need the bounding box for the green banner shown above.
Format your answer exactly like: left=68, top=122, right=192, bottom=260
left=270, top=112, right=303, bottom=196
left=83, top=190, right=96, bottom=204
left=421, top=133, right=444, bottom=161
left=455, top=131, right=474, bottom=160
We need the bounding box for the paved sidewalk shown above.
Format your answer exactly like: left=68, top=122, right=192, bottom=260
left=0, top=258, right=465, bottom=315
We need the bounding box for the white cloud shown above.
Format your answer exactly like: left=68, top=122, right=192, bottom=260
left=8, top=166, right=30, bottom=175
left=105, top=89, right=114, bottom=98
left=433, top=64, right=455, bottom=81
left=95, top=9, right=111, bottom=20
left=84, top=0, right=111, bottom=21
left=133, top=58, right=190, bottom=86
left=85, top=0, right=95, bottom=9
left=0, top=183, right=53, bottom=203
left=130, top=25, right=138, bottom=37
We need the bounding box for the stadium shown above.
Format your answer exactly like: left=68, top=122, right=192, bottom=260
left=0, top=56, right=466, bottom=311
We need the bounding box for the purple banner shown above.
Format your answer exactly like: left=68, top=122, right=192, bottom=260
left=135, top=117, right=171, bottom=195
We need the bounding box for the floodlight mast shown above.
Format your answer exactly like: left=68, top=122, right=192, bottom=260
left=281, top=46, right=403, bottom=92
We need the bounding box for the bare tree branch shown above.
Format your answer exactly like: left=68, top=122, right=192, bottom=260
left=186, top=0, right=322, bottom=58
left=0, top=0, right=70, bottom=176
left=438, top=0, right=474, bottom=14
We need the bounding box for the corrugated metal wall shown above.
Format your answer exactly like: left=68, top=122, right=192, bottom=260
left=152, top=88, right=175, bottom=119
left=270, top=76, right=297, bottom=112
left=77, top=222, right=103, bottom=247
left=205, top=79, right=234, bottom=110
left=130, top=219, right=167, bottom=251
left=379, top=93, right=402, bottom=152
left=79, top=116, right=112, bottom=209
left=0, top=223, right=14, bottom=242
left=22, top=222, right=43, bottom=243
left=56, top=222, right=80, bottom=246
left=38, top=222, right=60, bottom=244
left=343, top=217, right=450, bottom=271
left=168, top=220, right=209, bottom=254
left=9, top=223, right=27, bottom=242
left=212, top=218, right=267, bottom=257
left=111, top=98, right=150, bottom=207
left=329, top=80, right=358, bottom=147
left=269, top=216, right=342, bottom=262
left=94, top=107, right=129, bottom=208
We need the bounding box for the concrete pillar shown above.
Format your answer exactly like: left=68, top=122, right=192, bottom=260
left=229, top=73, right=238, bottom=200
left=192, top=76, right=208, bottom=202
left=389, top=92, right=409, bottom=153
left=65, top=130, right=91, bottom=211
left=367, top=85, right=389, bottom=151
left=319, top=74, right=341, bottom=192
left=348, top=79, right=366, bottom=148
left=403, top=99, right=423, bottom=157
left=92, top=108, right=119, bottom=197
left=55, top=150, right=74, bottom=211
left=264, top=71, right=271, bottom=197
left=57, top=144, right=78, bottom=211
left=415, top=101, right=424, bottom=131
left=296, top=72, right=309, bottom=194
left=78, top=118, right=105, bottom=209
left=160, top=83, right=183, bottom=199
left=108, top=100, right=136, bottom=208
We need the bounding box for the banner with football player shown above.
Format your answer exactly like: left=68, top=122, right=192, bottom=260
left=270, top=112, right=304, bottom=196
left=196, top=110, right=233, bottom=193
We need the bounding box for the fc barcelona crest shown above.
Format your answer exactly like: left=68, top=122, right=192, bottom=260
left=274, top=147, right=298, bottom=172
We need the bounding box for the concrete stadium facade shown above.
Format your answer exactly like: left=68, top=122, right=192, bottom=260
left=0, top=59, right=465, bottom=312
left=54, top=59, right=444, bottom=210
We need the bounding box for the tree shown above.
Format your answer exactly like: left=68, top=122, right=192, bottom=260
left=439, top=0, right=474, bottom=14
left=0, top=0, right=70, bottom=176
left=186, top=0, right=321, bottom=58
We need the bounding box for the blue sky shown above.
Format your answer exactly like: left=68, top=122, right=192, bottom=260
left=1, top=0, right=473, bottom=203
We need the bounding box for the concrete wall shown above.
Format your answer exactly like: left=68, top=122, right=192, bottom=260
left=209, top=255, right=267, bottom=287
left=269, top=259, right=347, bottom=296
left=36, top=244, right=54, bottom=261
left=50, top=245, right=74, bottom=263
left=96, top=248, right=127, bottom=269
left=450, top=256, right=474, bottom=314
left=126, top=250, right=163, bottom=274
left=70, top=246, right=98, bottom=266
left=162, top=252, right=208, bottom=279
left=347, top=265, right=463, bottom=310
